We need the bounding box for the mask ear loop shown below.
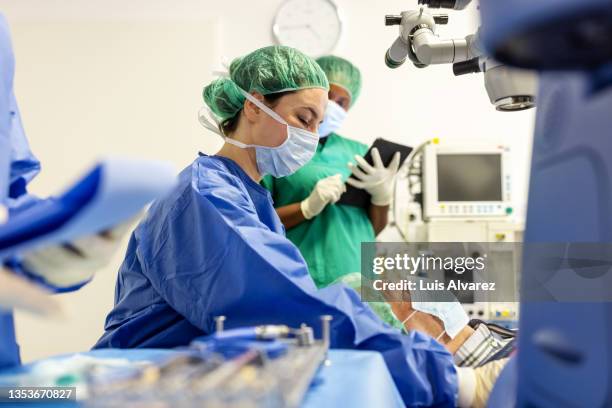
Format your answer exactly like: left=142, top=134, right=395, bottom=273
left=199, top=66, right=263, bottom=149
left=212, top=59, right=230, bottom=78
left=401, top=310, right=418, bottom=327
left=237, top=88, right=288, bottom=126
left=198, top=67, right=231, bottom=137
left=402, top=310, right=447, bottom=341
left=199, top=104, right=263, bottom=151
left=211, top=69, right=230, bottom=78
left=435, top=330, right=447, bottom=341
left=198, top=105, right=225, bottom=137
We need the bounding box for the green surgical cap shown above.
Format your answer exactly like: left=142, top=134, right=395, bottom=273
left=203, top=45, right=329, bottom=122
left=316, top=55, right=362, bottom=106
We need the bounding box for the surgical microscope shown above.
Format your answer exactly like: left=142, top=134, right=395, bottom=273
left=384, top=0, right=537, bottom=112
left=384, top=0, right=529, bottom=326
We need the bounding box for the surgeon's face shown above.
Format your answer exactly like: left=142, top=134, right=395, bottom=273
left=328, top=84, right=351, bottom=112
left=247, top=88, right=327, bottom=148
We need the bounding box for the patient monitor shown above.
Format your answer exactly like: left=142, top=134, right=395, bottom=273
left=393, top=141, right=521, bottom=326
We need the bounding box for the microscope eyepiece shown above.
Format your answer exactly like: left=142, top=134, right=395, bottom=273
left=453, top=58, right=482, bottom=76
left=385, top=49, right=405, bottom=69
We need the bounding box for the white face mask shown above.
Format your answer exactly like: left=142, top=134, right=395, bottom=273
left=410, top=300, right=469, bottom=339
left=199, top=88, right=319, bottom=178
left=318, top=100, right=348, bottom=138
left=404, top=282, right=469, bottom=339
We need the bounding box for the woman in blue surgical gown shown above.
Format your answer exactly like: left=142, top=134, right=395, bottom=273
left=94, top=45, right=459, bottom=407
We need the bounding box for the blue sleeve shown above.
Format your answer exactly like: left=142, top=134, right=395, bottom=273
left=0, top=14, right=40, bottom=206
left=7, top=93, right=40, bottom=201
left=0, top=13, right=14, bottom=205
left=0, top=14, right=22, bottom=371
left=137, top=164, right=458, bottom=407
left=0, top=16, right=74, bottom=297
left=0, top=311, right=20, bottom=369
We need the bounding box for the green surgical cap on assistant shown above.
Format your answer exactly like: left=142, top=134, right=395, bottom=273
left=316, top=55, right=362, bottom=107
left=203, top=45, right=329, bottom=122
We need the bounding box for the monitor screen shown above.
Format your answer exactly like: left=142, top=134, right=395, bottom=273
left=437, top=154, right=503, bottom=201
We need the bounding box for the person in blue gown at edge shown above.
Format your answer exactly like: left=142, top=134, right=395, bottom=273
left=94, top=45, right=500, bottom=407
left=0, top=14, right=137, bottom=371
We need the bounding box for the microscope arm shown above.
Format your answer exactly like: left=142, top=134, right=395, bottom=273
left=386, top=9, right=480, bottom=68
left=411, top=29, right=473, bottom=65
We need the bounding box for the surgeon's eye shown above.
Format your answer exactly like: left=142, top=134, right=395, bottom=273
left=296, top=108, right=315, bottom=129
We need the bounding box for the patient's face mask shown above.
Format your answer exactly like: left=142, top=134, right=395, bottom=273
left=410, top=300, right=469, bottom=339
left=403, top=283, right=469, bottom=339
left=199, top=88, right=319, bottom=178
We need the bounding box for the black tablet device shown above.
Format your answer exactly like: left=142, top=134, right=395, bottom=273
left=337, top=138, right=413, bottom=209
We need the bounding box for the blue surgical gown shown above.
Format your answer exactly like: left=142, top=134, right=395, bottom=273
left=95, top=154, right=458, bottom=407
left=0, top=13, right=43, bottom=370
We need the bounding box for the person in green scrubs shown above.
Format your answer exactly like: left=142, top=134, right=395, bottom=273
left=262, top=56, right=399, bottom=288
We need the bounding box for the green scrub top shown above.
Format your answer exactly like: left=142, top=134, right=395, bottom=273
left=262, top=133, right=375, bottom=288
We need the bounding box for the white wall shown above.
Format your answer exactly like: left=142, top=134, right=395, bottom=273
left=0, top=0, right=535, bottom=362
left=2, top=6, right=222, bottom=362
